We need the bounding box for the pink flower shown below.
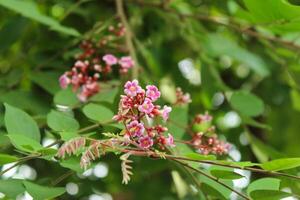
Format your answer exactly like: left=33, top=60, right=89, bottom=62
left=59, top=74, right=70, bottom=89
left=138, top=98, right=154, bottom=114
left=162, top=105, right=172, bottom=122
left=102, top=54, right=118, bottom=65
left=124, top=80, right=143, bottom=97
left=127, top=120, right=144, bottom=137
left=166, top=133, right=175, bottom=147
left=119, top=56, right=134, bottom=69
left=146, top=85, right=161, bottom=101
left=138, top=136, right=153, bottom=149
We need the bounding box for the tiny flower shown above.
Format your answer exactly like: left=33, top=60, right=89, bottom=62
left=124, top=80, right=143, bottom=97
left=138, top=136, right=153, bottom=149
left=59, top=74, right=70, bottom=89
left=146, top=85, right=161, bottom=101
left=119, top=56, right=134, bottom=69
left=103, top=54, right=118, bottom=65
left=162, top=105, right=172, bottom=122
left=127, top=120, right=145, bottom=137
left=138, top=98, right=154, bottom=114
left=166, top=133, right=175, bottom=147
left=74, top=60, right=86, bottom=68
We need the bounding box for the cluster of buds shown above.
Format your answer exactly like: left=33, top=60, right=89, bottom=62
left=175, top=87, right=192, bottom=105
left=76, top=22, right=126, bottom=61
left=59, top=22, right=135, bottom=101
left=113, top=80, right=175, bottom=149
left=190, top=112, right=230, bottom=155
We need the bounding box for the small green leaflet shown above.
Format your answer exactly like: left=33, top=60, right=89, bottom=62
left=261, top=158, right=300, bottom=171
left=82, top=103, right=114, bottom=123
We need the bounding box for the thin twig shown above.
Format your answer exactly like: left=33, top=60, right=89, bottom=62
left=115, top=0, right=139, bottom=78
left=51, top=170, right=74, bottom=186
left=174, top=160, right=250, bottom=200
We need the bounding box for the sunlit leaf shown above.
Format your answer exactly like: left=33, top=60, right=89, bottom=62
left=0, top=153, right=18, bottom=165
left=261, top=158, right=300, bottom=171
left=82, top=103, right=114, bottom=123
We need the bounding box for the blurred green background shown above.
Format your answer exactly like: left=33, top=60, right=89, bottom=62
left=1, top=0, right=300, bottom=199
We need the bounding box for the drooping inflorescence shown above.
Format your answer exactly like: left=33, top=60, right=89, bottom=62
left=175, top=87, right=192, bottom=105
left=190, top=112, right=230, bottom=155
left=58, top=21, right=134, bottom=102
left=113, top=80, right=175, bottom=150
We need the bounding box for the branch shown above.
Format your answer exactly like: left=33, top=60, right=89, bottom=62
left=127, top=0, right=300, bottom=51
left=115, top=0, right=139, bottom=79
left=174, top=159, right=251, bottom=200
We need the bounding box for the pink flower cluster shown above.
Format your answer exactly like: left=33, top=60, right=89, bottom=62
left=175, top=87, right=192, bottom=105
left=190, top=113, right=230, bottom=155
left=59, top=54, right=134, bottom=101
left=113, top=80, right=175, bottom=149
left=59, top=20, right=134, bottom=102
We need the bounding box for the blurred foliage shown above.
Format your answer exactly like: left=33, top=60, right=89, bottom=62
left=1, top=0, right=300, bottom=199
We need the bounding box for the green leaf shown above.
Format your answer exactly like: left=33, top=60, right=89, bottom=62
left=250, top=190, right=292, bottom=200
left=218, top=160, right=261, bottom=168
left=82, top=103, right=114, bottom=123
left=7, top=134, right=43, bottom=153
left=0, top=90, right=49, bottom=115
left=0, top=0, right=80, bottom=36
left=210, top=170, right=244, bottom=180
left=184, top=152, right=216, bottom=161
left=203, top=34, right=270, bottom=77
left=30, top=71, right=61, bottom=95
left=59, top=131, right=80, bottom=141
left=54, top=88, right=79, bottom=107
left=60, top=156, right=84, bottom=173
left=261, top=158, right=300, bottom=171
left=91, top=87, right=119, bottom=104
left=247, top=178, right=281, bottom=196
left=0, top=153, right=18, bottom=165
left=47, top=110, right=80, bottom=132
left=4, top=103, right=40, bottom=142
left=243, top=0, right=300, bottom=23
left=230, top=91, right=264, bottom=117
left=24, top=181, right=65, bottom=200
left=167, top=106, right=188, bottom=139
left=200, top=171, right=233, bottom=199
left=0, top=179, right=25, bottom=199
